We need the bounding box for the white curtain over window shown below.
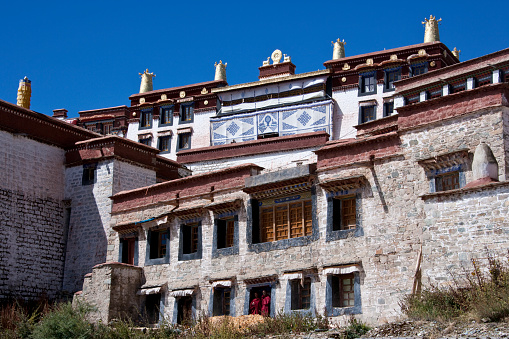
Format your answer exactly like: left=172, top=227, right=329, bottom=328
left=323, top=264, right=361, bottom=275
left=137, top=286, right=163, bottom=295
left=169, top=289, right=195, bottom=297
left=211, top=280, right=232, bottom=288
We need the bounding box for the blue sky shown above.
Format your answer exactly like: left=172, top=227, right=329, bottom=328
left=1, top=1, right=508, bottom=118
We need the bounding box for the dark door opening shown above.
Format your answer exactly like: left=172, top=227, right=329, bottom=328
left=249, top=285, right=271, bottom=316
left=145, top=294, right=161, bottom=324
left=177, top=296, right=193, bottom=325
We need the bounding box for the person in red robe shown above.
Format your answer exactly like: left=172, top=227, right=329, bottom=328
left=261, top=290, right=271, bottom=316
left=249, top=292, right=261, bottom=315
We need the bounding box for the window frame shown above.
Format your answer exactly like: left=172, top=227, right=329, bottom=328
left=178, top=221, right=202, bottom=261
left=81, top=163, right=97, bottom=186
left=139, top=108, right=153, bottom=129
left=157, top=135, right=171, bottom=154
left=358, top=105, right=376, bottom=124
left=145, top=228, right=170, bottom=266
left=383, top=102, right=394, bottom=117
left=326, top=192, right=363, bottom=242
left=119, top=236, right=138, bottom=266
left=179, top=103, right=194, bottom=124
left=212, top=286, right=235, bottom=317
left=409, top=62, right=428, bottom=77
left=326, top=272, right=362, bottom=316
left=212, top=214, right=239, bottom=258
left=288, top=277, right=313, bottom=312
left=259, top=199, right=312, bottom=243
left=428, top=165, right=465, bottom=193
left=358, top=71, right=377, bottom=96
left=139, top=137, right=152, bottom=147
left=159, top=105, right=174, bottom=126
left=176, top=133, right=192, bottom=152
left=384, top=67, right=401, bottom=92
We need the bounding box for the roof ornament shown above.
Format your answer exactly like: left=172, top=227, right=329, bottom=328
left=214, top=60, right=227, bottom=81
left=17, top=76, right=31, bottom=109
left=452, top=47, right=461, bottom=60
left=472, top=142, right=498, bottom=181
left=422, top=15, right=442, bottom=43
left=332, top=38, right=346, bottom=60
left=139, top=69, right=155, bottom=93
left=261, top=49, right=290, bottom=66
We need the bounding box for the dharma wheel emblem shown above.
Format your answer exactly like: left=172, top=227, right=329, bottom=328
left=271, top=49, right=282, bottom=64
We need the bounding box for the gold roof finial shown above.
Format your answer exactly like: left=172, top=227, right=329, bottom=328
left=17, top=76, right=31, bottom=109
left=139, top=69, right=155, bottom=93
left=452, top=47, right=461, bottom=60
left=214, top=60, right=227, bottom=81
left=332, top=38, right=346, bottom=60
left=422, top=15, right=442, bottom=43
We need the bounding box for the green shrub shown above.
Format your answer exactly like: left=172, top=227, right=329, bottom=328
left=343, top=316, right=371, bottom=339
left=30, top=302, right=95, bottom=339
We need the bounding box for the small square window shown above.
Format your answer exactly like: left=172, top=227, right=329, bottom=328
left=217, top=218, right=235, bottom=249
left=290, top=278, right=312, bottom=310
left=177, top=133, right=191, bottom=151
left=180, top=103, right=194, bottom=124
left=140, top=109, right=152, bottom=128
left=82, top=163, right=97, bottom=185
left=384, top=68, right=401, bottom=91
left=359, top=72, right=376, bottom=95
left=139, top=137, right=152, bottom=146
left=182, top=223, right=199, bottom=255
left=383, top=102, right=394, bottom=117
left=158, top=136, right=171, bottom=153
left=331, top=274, right=355, bottom=308
left=359, top=105, right=376, bottom=124
left=149, top=229, right=168, bottom=259
left=160, top=106, right=173, bottom=125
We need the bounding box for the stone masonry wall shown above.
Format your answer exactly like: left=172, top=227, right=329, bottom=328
left=0, top=131, right=67, bottom=300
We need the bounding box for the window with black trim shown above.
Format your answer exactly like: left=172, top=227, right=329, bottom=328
left=435, top=171, right=460, bottom=192
left=139, top=137, right=152, bottom=146
left=383, top=102, right=394, bottom=117
left=179, top=103, right=194, bottom=124
left=120, top=237, right=137, bottom=265
left=410, top=62, right=428, bottom=77
left=213, top=287, right=232, bottom=316
left=358, top=72, right=376, bottom=95
left=384, top=68, right=401, bottom=91
left=290, top=278, right=311, bottom=310
left=160, top=106, right=173, bottom=125
left=359, top=105, right=376, bottom=124
left=217, top=218, right=235, bottom=249
left=82, top=163, right=97, bottom=185
left=332, top=195, right=356, bottom=231
left=158, top=136, right=171, bottom=153
left=149, top=229, right=168, bottom=259
left=140, top=109, right=152, bottom=128
left=177, top=133, right=191, bottom=151
left=330, top=274, right=355, bottom=308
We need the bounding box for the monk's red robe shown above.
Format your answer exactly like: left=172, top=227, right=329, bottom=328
left=249, top=297, right=261, bottom=314
left=261, top=295, right=270, bottom=316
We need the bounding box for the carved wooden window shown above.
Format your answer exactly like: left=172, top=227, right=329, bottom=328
left=260, top=199, right=312, bottom=243
left=182, top=223, right=199, bottom=254
left=217, top=218, right=235, bottom=249
left=331, top=274, right=355, bottom=308
left=436, top=172, right=460, bottom=192
left=332, top=195, right=357, bottom=231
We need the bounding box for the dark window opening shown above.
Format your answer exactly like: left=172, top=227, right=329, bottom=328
left=146, top=294, right=161, bottom=324
left=384, top=68, right=401, bottom=91
left=383, top=102, right=394, bottom=117
left=177, top=133, right=191, bottom=151
left=149, top=229, right=167, bottom=259
left=331, top=274, right=355, bottom=308
left=82, top=163, right=97, bottom=186
left=213, top=287, right=231, bottom=316
left=160, top=106, right=173, bottom=125
left=291, top=278, right=311, bottom=310
left=257, top=132, right=279, bottom=139
left=436, top=172, right=460, bottom=192
left=332, top=196, right=357, bottom=231
left=450, top=82, right=466, bottom=94
left=359, top=105, right=376, bottom=124
left=121, top=238, right=136, bottom=265
left=476, top=74, right=492, bottom=87
left=180, top=104, right=193, bottom=123
left=158, top=136, right=171, bottom=152
left=359, top=72, right=376, bottom=95
left=182, top=223, right=199, bottom=254
left=140, top=110, right=152, bottom=128
left=177, top=296, right=193, bottom=325
left=139, top=137, right=152, bottom=146
left=217, top=218, right=235, bottom=249
left=249, top=286, right=271, bottom=316
left=428, top=87, right=442, bottom=99
left=405, top=94, right=420, bottom=105
left=410, top=63, right=427, bottom=77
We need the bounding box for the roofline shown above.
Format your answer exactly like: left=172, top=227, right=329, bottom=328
left=211, top=69, right=331, bottom=93
left=323, top=41, right=454, bottom=66
left=78, top=105, right=129, bottom=114
left=129, top=80, right=228, bottom=99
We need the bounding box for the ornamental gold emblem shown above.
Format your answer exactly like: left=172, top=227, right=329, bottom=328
left=179, top=91, right=186, bottom=98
